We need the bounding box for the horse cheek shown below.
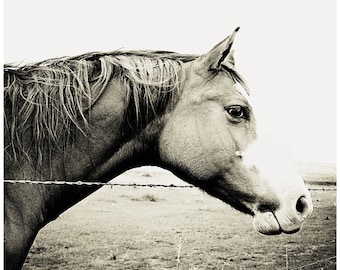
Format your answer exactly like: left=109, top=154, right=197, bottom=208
left=159, top=111, right=229, bottom=180
left=158, top=117, right=204, bottom=178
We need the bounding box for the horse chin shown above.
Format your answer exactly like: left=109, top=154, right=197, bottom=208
left=252, top=211, right=301, bottom=235
left=252, top=211, right=281, bottom=235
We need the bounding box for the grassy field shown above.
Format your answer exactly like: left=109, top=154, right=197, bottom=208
left=22, top=162, right=336, bottom=270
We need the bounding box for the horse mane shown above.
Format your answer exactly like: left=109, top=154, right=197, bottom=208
left=4, top=50, right=198, bottom=165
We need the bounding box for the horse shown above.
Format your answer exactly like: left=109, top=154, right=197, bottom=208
left=4, top=28, right=313, bottom=270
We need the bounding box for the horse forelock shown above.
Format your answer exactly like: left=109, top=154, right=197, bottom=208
left=4, top=51, right=197, bottom=167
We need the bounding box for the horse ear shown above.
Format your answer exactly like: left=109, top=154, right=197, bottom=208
left=199, top=27, right=240, bottom=71
left=223, top=50, right=235, bottom=69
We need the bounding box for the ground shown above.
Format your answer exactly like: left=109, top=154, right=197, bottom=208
left=22, top=163, right=336, bottom=270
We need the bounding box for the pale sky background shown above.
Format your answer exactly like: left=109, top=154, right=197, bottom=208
left=3, top=0, right=337, bottom=163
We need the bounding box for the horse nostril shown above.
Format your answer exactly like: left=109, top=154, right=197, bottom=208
left=296, top=196, right=308, bottom=215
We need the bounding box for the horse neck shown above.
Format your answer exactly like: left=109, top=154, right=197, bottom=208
left=54, top=75, right=180, bottom=182
left=78, top=76, right=180, bottom=180
left=4, top=69, right=182, bottom=182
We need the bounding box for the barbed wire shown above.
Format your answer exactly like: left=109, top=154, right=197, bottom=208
left=308, top=187, right=337, bottom=191
left=3, top=179, right=336, bottom=191
left=306, top=184, right=336, bottom=191
left=3, top=179, right=195, bottom=188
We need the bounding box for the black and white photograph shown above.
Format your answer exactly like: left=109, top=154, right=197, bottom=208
left=3, top=0, right=336, bottom=269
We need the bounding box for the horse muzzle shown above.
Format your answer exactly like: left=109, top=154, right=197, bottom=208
left=237, top=137, right=314, bottom=235
left=253, top=191, right=313, bottom=235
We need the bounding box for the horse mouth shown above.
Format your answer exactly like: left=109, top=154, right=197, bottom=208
left=253, top=211, right=301, bottom=235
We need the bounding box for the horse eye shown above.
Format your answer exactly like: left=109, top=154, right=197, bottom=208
left=226, top=105, right=248, bottom=119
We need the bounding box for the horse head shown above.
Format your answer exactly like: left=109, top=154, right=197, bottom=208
left=159, top=28, right=313, bottom=235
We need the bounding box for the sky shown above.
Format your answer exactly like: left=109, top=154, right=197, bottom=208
left=3, top=0, right=337, bottom=163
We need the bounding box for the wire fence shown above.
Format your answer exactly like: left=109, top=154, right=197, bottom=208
left=3, top=179, right=195, bottom=188
left=3, top=179, right=336, bottom=191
